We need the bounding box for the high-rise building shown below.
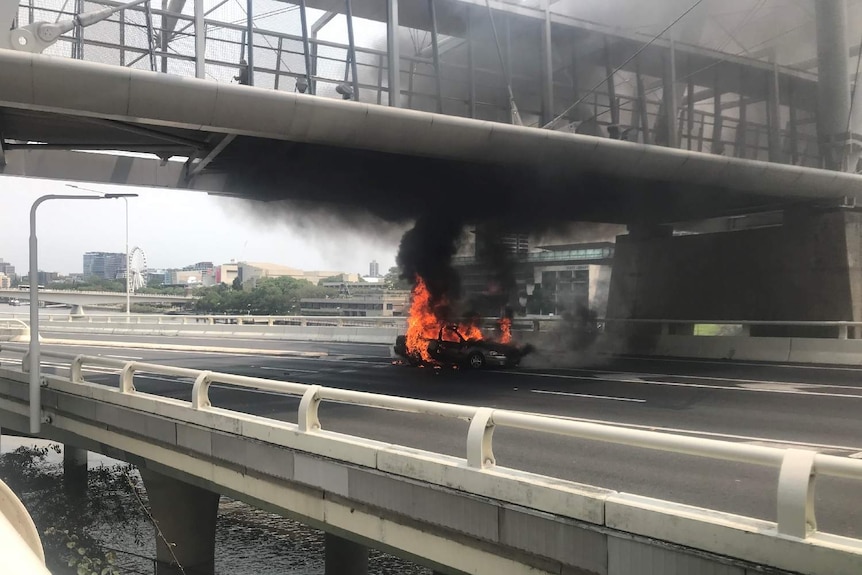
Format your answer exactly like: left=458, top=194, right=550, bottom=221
left=369, top=260, right=380, bottom=277
left=0, top=259, right=16, bottom=279
left=83, top=252, right=126, bottom=280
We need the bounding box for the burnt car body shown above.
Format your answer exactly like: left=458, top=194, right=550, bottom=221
left=393, top=325, right=533, bottom=369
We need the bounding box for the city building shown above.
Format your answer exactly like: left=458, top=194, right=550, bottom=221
left=147, top=270, right=166, bottom=287
left=164, top=270, right=203, bottom=286
left=454, top=241, right=615, bottom=317
left=37, top=271, right=59, bottom=285
left=0, top=259, right=16, bottom=279
left=301, top=292, right=410, bottom=317
left=369, top=260, right=380, bottom=277
left=303, top=280, right=410, bottom=317
left=0, top=272, right=10, bottom=289
left=237, top=262, right=357, bottom=289
left=83, top=252, right=126, bottom=280
left=215, top=262, right=238, bottom=286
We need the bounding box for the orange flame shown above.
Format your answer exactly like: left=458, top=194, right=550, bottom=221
left=405, top=276, right=490, bottom=362
left=499, top=317, right=512, bottom=344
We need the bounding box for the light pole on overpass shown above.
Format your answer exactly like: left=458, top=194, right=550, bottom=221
left=67, top=184, right=135, bottom=320
left=29, top=191, right=137, bottom=434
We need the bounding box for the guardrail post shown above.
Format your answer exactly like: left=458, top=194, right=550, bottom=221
left=741, top=323, right=751, bottom=336
left=776, top=448, right=817, bottom=538
left=301, top=318, right=308, bottom=327
left=298, top=385, right=322, bottom=432
left=467, top=407, right=496, bottom=469
left=267, top=318, right=274, bottom=326
left=21, top=352, right=30, bottom=373
left=119, top=361, right=137, bottom=394
left=192, top=371, right=214, bottom=409
left=838, top=324, right=848, bottom=340
left=70, top=355, right=86, bottom=383
left=208, top=316, right=214, bottom=325
left=661, top=322, right=670, bottom=336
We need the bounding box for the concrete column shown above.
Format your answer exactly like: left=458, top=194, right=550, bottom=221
left=324, top=533, right=367, bottom=575
left=140, top=469, right=219, bottom=575
left=63, top=445, right=88, bottom=500
left=70, top=304, right=85, bottom=317
left=815, top=0, right=851, bottom=170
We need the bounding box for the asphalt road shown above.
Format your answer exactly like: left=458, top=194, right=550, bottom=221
left=2, top=335, right=860, bottom=538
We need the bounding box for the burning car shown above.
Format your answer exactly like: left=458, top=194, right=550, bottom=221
left=394, top=324, right=533, bottom=369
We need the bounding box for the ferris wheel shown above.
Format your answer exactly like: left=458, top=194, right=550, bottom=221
left=128, top=247, right=148, bottom=292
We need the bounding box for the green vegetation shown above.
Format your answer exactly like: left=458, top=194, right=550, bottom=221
left=193, top=277, right=336, bottom=315
left=0, top=445, right=148, bottom=575
left=384, top=266, right=412, bottom=291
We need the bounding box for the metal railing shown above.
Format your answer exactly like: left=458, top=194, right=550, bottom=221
left=2, top=343, right=861, bottom=542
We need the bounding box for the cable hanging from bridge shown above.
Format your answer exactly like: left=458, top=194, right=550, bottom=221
left=542, top=0, right=706, bottom=131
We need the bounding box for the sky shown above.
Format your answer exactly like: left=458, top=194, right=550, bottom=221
left=0, top=174, right=401, bottom=276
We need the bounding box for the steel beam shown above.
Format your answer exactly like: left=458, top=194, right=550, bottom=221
left=686, top=77, right=694, bottom=150
left=386, top=0, right=400, bottom=106
left=345, top=0, right=359, bottom=100
left=635, top=59, right=649, bottom=144
left=541, top=0, right=554, bottom=126
left=815, top=0, right=851, bottom=170
left=712, top=73, right=723, bottom=155
left=429, top=0, right=442, bottom=113
left=194, top=0, right=204, bottom=78
left=245, top=0, right=254, bottom=86
left=603, top=37, right=618, bottom=128
left=662, top=39, right=678, bottom=148
left=737, top=69, right=748, bottom=159
left=467, top=7, right=476, bottom=118
left=768, top=61, right=781, bottom=162
left=299, top=0, right=313, bottom=94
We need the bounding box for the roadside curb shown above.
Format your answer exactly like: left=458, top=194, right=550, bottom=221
left=42, top=338, right=328, bottom=358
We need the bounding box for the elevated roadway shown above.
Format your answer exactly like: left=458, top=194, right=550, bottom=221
left=2, top=334, right=860, bottom=537
left=2, top=49, right=862, bottom=224
left=0, top=288, right=194, bottom=306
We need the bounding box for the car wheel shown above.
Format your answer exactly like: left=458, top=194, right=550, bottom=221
left=467, top=352, right=485, bottom=369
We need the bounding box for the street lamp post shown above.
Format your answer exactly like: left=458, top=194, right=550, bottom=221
left=29, top=191, right=137, bottom=434
left=67, top=184, right=134, bottom=319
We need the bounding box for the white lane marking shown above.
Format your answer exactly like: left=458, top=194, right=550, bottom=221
left=102, top=354, right=144, bottom=360
left=551, top=367, right=862, bottom=392
left=530, top=389, right=645, bottom=403
left=254, top=366, right=319, bottom=374
left=508, top=371, right=862, bottom=399
left=524, top=412, right=862, bottom=454
left=619, top=355, right=862, bottom=373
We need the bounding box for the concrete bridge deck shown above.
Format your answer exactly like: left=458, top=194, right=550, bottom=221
left=0, top=342, right=861, bottom=574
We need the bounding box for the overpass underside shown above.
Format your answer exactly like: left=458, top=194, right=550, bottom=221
left=2, top=0, right=862, bottom=327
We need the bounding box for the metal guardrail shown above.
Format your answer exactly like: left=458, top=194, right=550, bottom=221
left=0, top=313, right=564, bottom=331
left=2, top=343, right=861, bottom=542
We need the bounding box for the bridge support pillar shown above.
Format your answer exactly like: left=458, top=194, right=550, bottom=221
left=324, top=533, right=367, bottom=575
left=63, top=445, right=88, bottom=500
left=69, top=304, right=85, bottom=318
left=607, top=209, right=862, bottom=346
left=140, top=468, right=219, bottom=575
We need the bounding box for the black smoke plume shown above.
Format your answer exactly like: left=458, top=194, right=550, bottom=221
left=396, top=215, right=464, bottom=309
